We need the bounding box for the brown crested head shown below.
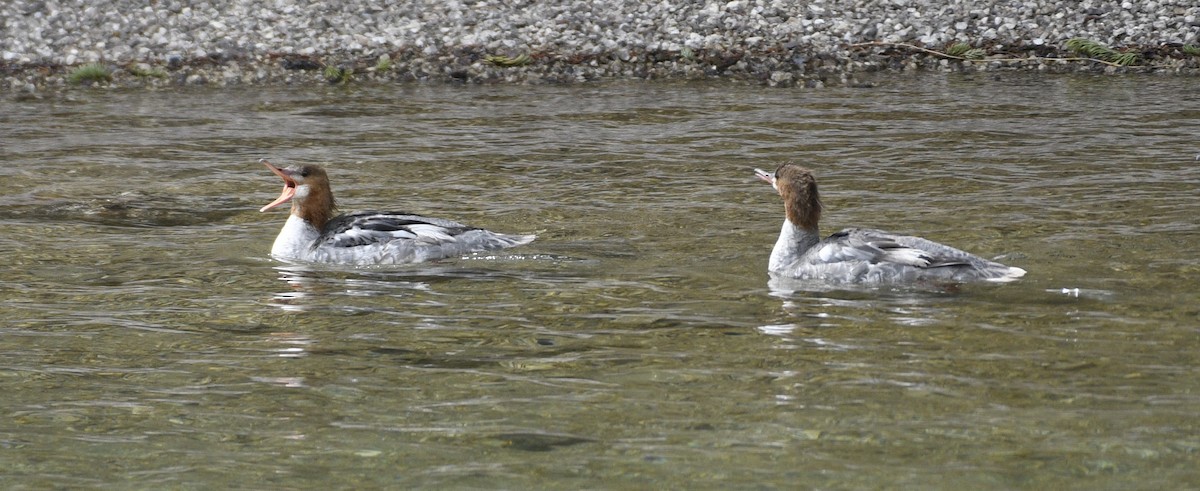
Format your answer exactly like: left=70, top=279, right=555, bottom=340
left=260, top=160, right=338, bottom=230
left=770, top=163, right=821, bottom=230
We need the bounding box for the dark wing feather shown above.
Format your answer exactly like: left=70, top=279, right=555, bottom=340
left=318, top=211, right=477, bottom=248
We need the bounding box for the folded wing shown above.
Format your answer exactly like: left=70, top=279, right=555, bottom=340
left=319, top=211, right=476, bottom=248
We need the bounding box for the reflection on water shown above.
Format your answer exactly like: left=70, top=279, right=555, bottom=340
left=1, top=74, right=1199, bottom=488
left=272, top=265, right=317, bottom=312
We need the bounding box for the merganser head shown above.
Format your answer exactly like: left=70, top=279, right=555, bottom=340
left=259, top=159, right=337, bottom=228
left=755, top=163, right=821, bottom=230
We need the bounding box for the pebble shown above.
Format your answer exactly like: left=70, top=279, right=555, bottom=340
left=1, top=0, right=1198, bottom=90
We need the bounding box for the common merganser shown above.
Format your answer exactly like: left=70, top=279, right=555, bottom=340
left=259, top=159, right=535, bottom=265
left=754, top=163, right=1026, bottom=284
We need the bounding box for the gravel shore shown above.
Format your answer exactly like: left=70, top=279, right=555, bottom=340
left=3, top=0, right=1199, bottom=90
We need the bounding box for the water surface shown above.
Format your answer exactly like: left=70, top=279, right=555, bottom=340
left=2, top=74, right=1198, bottom=489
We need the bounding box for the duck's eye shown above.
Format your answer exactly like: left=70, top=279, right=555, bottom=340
left=300, top=169, right=310, bottom=178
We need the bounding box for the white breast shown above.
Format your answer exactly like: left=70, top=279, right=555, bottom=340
left=271, top=215, right=321, bottom=259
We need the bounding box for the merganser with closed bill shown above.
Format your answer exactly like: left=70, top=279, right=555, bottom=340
left=259, top=159, right=534, bottom=265
left=754, top=163, right=1025, bottom=284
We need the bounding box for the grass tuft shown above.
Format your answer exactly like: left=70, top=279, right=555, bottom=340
left=127, top=64, right=168, bottom=78
left=945, top=43, right=971, bottom=57
left=324, top=65, right=352, bottom=84
left=484, top=54, right=532, bottom=67
left=67, top=63, right=112, bottom=85
left=1066, top=38, right=1140, bottom=66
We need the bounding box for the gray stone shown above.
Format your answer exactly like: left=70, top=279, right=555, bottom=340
left=1, top=0, right=1197, bottom=89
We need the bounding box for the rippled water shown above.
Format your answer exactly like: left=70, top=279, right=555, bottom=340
left=2, top=74, right=1198, bottom=488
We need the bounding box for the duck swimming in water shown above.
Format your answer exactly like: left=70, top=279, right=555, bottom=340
left=754, top=163, right=1025, bottom=284
left=259, top=159, right=534, bottom=265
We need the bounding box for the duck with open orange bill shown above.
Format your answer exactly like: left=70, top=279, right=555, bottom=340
left=259, top=159, right=535, bottom=265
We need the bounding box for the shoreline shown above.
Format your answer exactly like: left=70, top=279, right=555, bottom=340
left=6, top=42, right=1200, bottom=92
left=4, top=1, right=1198, bottom=91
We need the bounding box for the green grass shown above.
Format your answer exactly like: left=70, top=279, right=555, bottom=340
left=1066, top=38, right=1140, bottom=66
left=67, top=63, right=112, bottom=85
left=941, top=43, right=985, bottom=60
left=484, top=54, right=532, bottom=67
left=127, top=65, right=168, bottom=78
left=945, top=43, right=971, bottom=57
left=1109, top=51, right=1139, bottom=66
left=324, top=65, right=352, bottom=84
left=1183, top=45, right=1200, bottom=56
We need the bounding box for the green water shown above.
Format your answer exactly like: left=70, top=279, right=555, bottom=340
left=1, top=74, right=1198, bottom=489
